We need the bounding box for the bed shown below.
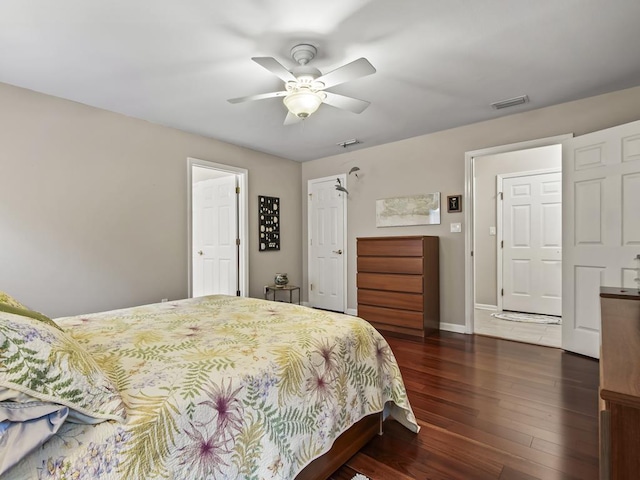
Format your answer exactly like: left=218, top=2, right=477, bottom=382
left=0, top=294, right=418, bottom=479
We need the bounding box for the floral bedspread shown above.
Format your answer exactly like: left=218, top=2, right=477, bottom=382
left=7, top=295, right=418, bottom=480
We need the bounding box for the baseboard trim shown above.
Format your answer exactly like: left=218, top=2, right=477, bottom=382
left=302, top=304, right=356, bottom=315
left=475, top=303, right=498, bottom=311
left=440, top=322, right=467, bottom=334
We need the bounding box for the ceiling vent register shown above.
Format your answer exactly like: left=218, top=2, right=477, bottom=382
left=490, top=95, right=529, bottom=110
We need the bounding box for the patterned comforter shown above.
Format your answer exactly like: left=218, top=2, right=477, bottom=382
left=8, top=295, right=418, bottom=479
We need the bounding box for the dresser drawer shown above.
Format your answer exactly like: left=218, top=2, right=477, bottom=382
left=357, top=237, right=424, bottom=257
left=357, top=256, right=423, bottom=275
left=358, top=289, right=423, bottom=311
left=358, top=304, right=423, bottom=330
left=357, top=273, right=423, bottom=293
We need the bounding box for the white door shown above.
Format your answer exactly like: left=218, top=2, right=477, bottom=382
left=308, top=175, right=347, bottom=312
left=563, top=120, right=640, bottom=358
left=192, top=175, right=238, bottom=297
left=501, top=171, right=562, bottom=315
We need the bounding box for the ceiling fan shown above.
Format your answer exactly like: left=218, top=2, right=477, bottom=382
left=228, top=44, right=376, bottom=125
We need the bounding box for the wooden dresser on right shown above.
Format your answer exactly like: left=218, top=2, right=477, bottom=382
left=599, top=287, right=640, bottom=480
left=356, top=235, right=439, bottom=338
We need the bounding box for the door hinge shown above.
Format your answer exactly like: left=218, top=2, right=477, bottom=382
left=310, top=238, right=312, bottom=246
left=236, top=290, right=240, bottom=297
left=499, top=191, right=503, bottom=200
left=501, top=240, right=504, bottom=248
left=471, top=250, right=473, bottom=257
left=236, top=238, right=240, bottom=246
left=235, top=186, right=240, bottom=194
left=310, top=283, right=313, bottom=291
left=501, top=288, right=504, bottom=296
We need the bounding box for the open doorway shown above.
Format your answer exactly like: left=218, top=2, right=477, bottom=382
left=187, top=158, right=248, bottom=298
left=465, top=139, right=568, bottom=347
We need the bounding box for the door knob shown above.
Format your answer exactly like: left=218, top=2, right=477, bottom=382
left=333, top=249, right=343, bottom=255
left=198, top=250, right=203, bottom=256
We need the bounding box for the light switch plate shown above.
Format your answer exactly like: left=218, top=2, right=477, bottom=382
left=450, top=223, right=462, bottom=233
left=489, top=226, right=496, bottom=236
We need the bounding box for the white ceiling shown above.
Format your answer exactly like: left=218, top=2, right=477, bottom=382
left=2, top=0, right=640, bottom=162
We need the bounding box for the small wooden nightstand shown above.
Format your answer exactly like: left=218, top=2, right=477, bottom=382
left=264, top=285, right=301, bottom=304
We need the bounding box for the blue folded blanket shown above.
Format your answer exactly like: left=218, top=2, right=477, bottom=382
left=0, top=401, right=69, bottom=475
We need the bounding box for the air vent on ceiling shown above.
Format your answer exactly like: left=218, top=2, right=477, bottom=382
left=337, top=139, right=361, bottom=148
left=490, top=95, right=529, bottom=110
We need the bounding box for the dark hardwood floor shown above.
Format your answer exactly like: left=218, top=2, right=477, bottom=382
left=332, top=332, right=600, bottom=480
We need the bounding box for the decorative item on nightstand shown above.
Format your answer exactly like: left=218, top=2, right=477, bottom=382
left=274, top=273, right=289, bottom=288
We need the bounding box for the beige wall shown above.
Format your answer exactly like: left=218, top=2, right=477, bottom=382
left=301, top=85, right=640, bottom=327
left=4, top=80, right=640, bottom=324
left=474, top=145, right=561, bottom=307
left=0, top=82, right=302, bottom=318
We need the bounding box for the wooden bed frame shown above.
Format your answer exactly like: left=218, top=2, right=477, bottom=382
left=296, top=412, right=382, bottom=480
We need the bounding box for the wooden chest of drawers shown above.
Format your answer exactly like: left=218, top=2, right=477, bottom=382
left=599, top=287, right=640, bottom=480
left=357, top=236, right=439, bottom=338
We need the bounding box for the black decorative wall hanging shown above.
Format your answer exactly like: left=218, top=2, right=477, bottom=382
left=258, top=195, right=280, bottom=251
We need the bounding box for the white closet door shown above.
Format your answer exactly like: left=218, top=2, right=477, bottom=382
left=502, top=171, right=562, bottom=316
left=192, top=175, right=238, bottom=297
left=308, top=176, right=346, bottom=312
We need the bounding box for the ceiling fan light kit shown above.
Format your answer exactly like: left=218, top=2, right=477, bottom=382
left=283, top=90, right=325, bottom=118
left=228, top=43, right=376, bottom=125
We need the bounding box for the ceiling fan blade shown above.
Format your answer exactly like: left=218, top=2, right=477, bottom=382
left=315, top=58, right=376, bottom=89
left=252, top=57, right=297, bottom=83
left=322, top=92, right=371, bottom=114
left=283, top=111, right=303, bottom=126
left=227, top=91, right=287, bottom=104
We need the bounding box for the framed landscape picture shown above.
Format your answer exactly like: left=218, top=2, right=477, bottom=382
left=376, top=193, right=441, bottom=227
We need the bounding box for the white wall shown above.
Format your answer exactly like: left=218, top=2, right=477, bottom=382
left=301, top=85, right=640, bottom=328
left=474, top=145, right=561, bottom=307
left=0, top=82, right=302, bottom=318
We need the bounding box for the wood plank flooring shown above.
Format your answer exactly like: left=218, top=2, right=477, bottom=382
left=332, top=332, right=599, bottom=480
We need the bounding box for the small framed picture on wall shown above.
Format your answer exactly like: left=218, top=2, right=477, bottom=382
left=447, top=195, right=462, bottom=213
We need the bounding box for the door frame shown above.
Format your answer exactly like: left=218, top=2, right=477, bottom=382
left=307, top=174, right=348, bottom=312
left=464, top=134, right=572, bottom=334
left=187, top=157, right=248, bottom=298
left=496, top=167, right=562, bottom=313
